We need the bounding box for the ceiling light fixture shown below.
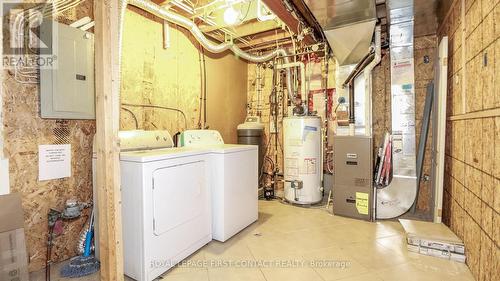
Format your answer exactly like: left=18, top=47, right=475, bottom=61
left=223, top=5, right=240, bottom=25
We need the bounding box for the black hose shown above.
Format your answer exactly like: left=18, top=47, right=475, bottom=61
left=348, top=82, right=355, bottom=124
left=122, top=103, right=188, bottom=130
left=197, top=43, right=204, bottom=128
left=342, top=52, right=375, bottom=87
left=343, top=52, right=376, bottom=125
left=120, top=107, right=139, bottom=129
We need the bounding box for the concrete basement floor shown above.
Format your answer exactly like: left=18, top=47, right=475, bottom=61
left=31, top=200, right=474, bottom=281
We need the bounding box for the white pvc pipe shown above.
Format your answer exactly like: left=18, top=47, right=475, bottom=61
left=163, top=21, right=170, bottom=49
left=349, top=123, right=355, bottom=136
left=363, top=25, right=381, bottom=137
left=124, top=0, right=294, bottom=100
left=367, top=25, right=381, bottom=219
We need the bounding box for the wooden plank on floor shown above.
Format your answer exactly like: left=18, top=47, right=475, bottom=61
left=94, top=0, right=124, bottom=280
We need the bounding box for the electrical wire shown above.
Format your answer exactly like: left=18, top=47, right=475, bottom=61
left=120, top=107, right=139, bottom=129
left=197, top=43, right=204, bottom=128
left=238, top=0, right=252, bottom=22
left=127, top=0, right=295, bottom=101
left=11, top=0, right=86, bottom=84
left=258, top=155, right=274, bottom=184
left=259, top=66, right=278, bottom=188
left=122, top=103, right=188, bottom=130
left=13, top=0, right=86, bottom=83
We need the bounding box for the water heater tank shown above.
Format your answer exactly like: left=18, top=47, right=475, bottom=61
left=283, top=116, right=323, bottom=204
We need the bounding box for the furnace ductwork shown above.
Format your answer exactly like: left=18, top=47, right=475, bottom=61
left=122, top=0, right=294, bottom=100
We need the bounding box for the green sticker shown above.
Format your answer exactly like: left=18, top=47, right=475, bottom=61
left=402, top=84, right=413, bottom=90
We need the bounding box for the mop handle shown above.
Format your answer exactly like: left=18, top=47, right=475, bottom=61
left=83, top=229, right=93, bottom=257
left=83, top=211, right=94, bottom=257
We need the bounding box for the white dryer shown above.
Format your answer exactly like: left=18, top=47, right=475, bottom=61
left=92, top=130, right=176, bottom=260
left=180, top=130, right=258, bottom=242
left=93, top=131, right=212, bottom=281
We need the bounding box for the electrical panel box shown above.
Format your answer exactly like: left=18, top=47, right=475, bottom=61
left=40, top=22, right=95, bottom=119
left=332, top=135, right=373, bottom=221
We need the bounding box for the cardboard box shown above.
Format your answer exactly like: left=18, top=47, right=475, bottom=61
left=0, top=193, right=29, bottom=281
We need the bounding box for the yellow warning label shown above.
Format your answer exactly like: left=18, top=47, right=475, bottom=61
left=356, top=192, right=369, bottom=215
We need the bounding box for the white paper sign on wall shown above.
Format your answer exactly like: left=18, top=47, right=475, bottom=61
left=0, top=159, right=9, bottom=195
left=38, top=144, right=71, bottom=181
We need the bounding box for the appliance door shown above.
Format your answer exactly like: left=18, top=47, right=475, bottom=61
left=152, top=161, right=206, bottom=235
left=144, top=156, right=212, bottom=281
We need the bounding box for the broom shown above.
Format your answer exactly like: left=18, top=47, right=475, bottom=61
left=60, top=210, right=100, bottom=278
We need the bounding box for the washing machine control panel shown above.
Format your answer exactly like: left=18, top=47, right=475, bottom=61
left=118, top=130, right=174, bottom=151
left=181, top=130, right=224, bottom=147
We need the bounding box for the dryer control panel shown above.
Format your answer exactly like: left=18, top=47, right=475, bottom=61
left=93, top=130, right=174, bottom=155
left=180, top=130, right=224, bottom=147
left=118, top=130, right=174, bottom=152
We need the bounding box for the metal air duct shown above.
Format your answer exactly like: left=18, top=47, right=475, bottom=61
left=376, top=0, right=417, bottom=219
left=303, top=0, right=377, bottom=65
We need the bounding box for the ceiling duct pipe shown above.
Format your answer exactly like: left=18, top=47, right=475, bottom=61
left=303, top=0, right=376, bottom=65
left=376, top=0, right=418, bottom=220
left=277, top=61, right=306, bottom=100
left=122, top=0, right=294, bottom=100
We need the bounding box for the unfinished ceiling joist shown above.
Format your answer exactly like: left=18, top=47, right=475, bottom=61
left=239, top=30, right=291, bottom=50
left=262, top=0, right=314, bottom=44
left=200, top=19, right=282, bottom=38
left=151, top=0, right=172, bottom=4
left=94, top=0, right=124, bottom=280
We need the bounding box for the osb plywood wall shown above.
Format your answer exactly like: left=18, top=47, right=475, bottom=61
left=205, top=52, right=249, bottom=144
left=120, top=8, right=248, bottom=143
left=1, top=1, right=95, bottom=272
left=372, top=35, right=438, bottom=219
left=247, top=58, right=336, bottom=195
left=439, top=0, right=499, bottom=280
left=1, top=3, right=247, bottom=273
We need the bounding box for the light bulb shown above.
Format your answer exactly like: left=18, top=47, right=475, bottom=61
left=223, top=6, right=240, bottom=25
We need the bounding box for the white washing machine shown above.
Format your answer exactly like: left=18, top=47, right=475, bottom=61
left=180, top=130, right=258, bottom=242
left=93, top=130, right=212, bottom=281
